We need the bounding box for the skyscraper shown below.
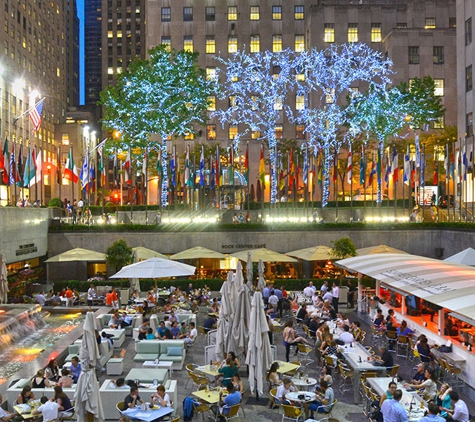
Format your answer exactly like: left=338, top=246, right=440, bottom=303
left=85, top=0, right=103, bottom=108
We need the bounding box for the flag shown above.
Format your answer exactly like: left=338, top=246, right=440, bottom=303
left=199, top=145, right=205, bottom=187
left=376, top=148, right=381, bottom=187
left=184, top=145, right=192, bottom=187
left=392, top=146, right=399, bottom=183
left=289, top=148, right=295, bottom=187
left=124, top=147, right=132, bottom=185
left=449, top=144, right=455, bottom=180
left=347, top=145, right=352, bottom=184
left=303, top=146, right=309, bottom=186
left=29, top=98, right=45, bottom=132
left=433, top=160, right=438, bottom=185
left=403, top=145, right=410, bottom=185
left=421, top=146, right=425, bottom=187
left=35, top=148, right=43, bottom=187
left=1, top=139, right=10, bottom=184
left=142, top=148, right=148, bottom=188
left=367, top=153, right=376, bottom=188
left=113, top=149, right=119, bottom=186
left=89, top=164, right=96, bottom=193
left=310, top=155, right=316, bottom=195
left=170, top=146, right=176, bottom=187
left=16, top=144, right=23, bottom=187
left=216, top=145, right=221, bottom=187
left=23, top=146, right=36, bottom=187
left=415, top=133, right=421, bottom=168
left=97, top=147, right=105, bottom=187
left=244, top=144, right=249, bottom=184
left=332, top=153, right=337, bottom=185
left=27, top=147, right=38, bottom=188
left=156, top=148, right=163, bottom=180
left=444, top=144, right=449, bottom=180
left=317, top=150, right=323, bottom=185
left=10, top=143, right=17, bottom=185
left=462, top=140, right=467, bottom=181
left=80, top=152, right=89, bottom=189
left=359, top=146, right=365, bottom=186
left=384, top=150, right=391, bottom=188
left=56, top=147, right=62, bottom=185
left=63, top=147, right=79, bottom=183
left=210, top=155, right=215, bottom=191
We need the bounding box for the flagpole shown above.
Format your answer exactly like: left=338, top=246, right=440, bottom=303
left=472, top=133, right=474, bottom=220
left=70, top=146, right=74, bottom=211
left=145, top=147, right=148, bottom=225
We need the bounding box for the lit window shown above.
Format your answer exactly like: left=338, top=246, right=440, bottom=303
left=433, top=46, right=444, bottom=64
left=425, top=18, right=436, bottom=29
left=251, top=130, right=260, bottom=139
left=325, top=88, right=335, bottom=104
left=348, top=23, right=358, bottom=43
left=295, top=35, right=305, bottom=52
left=295, top=73, right=305, bottom=82
left=161, top=7, right=170, bottom=22
left=273, top=35, right=282, bottom=53
left=206, top=36, right=215, bottom=54
left=466, top=65, right=472, bottom=92
left=433, top=115, right=444, bottom=129
left=251, top=95, right=259, bottom=111
left=184, top=133, right=195, bottom=140
left=207, top=95, right=216, bottom=111
left=409, top=46, right=419, bottom=64
left=228, top=36, right=238, bottom=53
left=206, top=124, right=216, bottom=140
left=296, top=125, right=305, bottom=139
left=229, top=96, right=236, bottom=107
left=228, top=6, right=237, bottom=21
left=184, top=36, right=193, bottom=52
left=294, top=5, right=304, bottom=20
left=371, top=23, right=382, bottom=43
left=250, top=35, right=260, bottom=53
left=161, top=36, right=171, bottom=51
left=275, top=124, right=283, bottom=139
left=183, top=7, right=193, bottom=22
left=296, top=95, right=305, bottom=110
left=107, top=67, right=113, bottom=74
left=57, top=67, right=60, bottom=77
left=250, top=6, right=259, bottom=21
left=206, top=67, right=217, bottom=80
left=466, top=113, right=473, bottom=136
left=272, top=6, right=282, bottom=20
left=229, top=125, right=238, bottom=140
left=433, top=79, right=444, bottom=96
left=397, top=23, right=407, bottom=29
left=274, top=97, right=283, bottom=111
left=107, top=31, right=113, bottom=38
left=205, top=7, right=215, bottom=22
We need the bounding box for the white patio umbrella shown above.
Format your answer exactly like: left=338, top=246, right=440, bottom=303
left=74, top=312, right=104, bottom=421
left=257, top=259, right=266, bottom=292
left=232, top=262, right=243, bottom=303
left=246, top=251, right=253, bottom=290
left=444, top=247, right=475, bottom=266
left=0, top=254, right=8, bottom=304
left=110, top=257, right=196, bottom=279
left=130, top=249, right=141, bottom=293
left=215, top=276, right=234, bottom=361
left=246, top=292, right=273, bottom=396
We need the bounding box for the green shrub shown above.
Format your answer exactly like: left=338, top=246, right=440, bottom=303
left=48, top=197, right=63, bottom=208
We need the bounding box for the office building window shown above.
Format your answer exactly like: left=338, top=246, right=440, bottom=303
left=408, top=46, right=419, bottom=64
left=250, top=35, right=260, bottom=53
left=206, top=67, right=217, bottom=80
left=206, top=125, right=216, bottom=140
left=449, top=17, right=456, bottom=28
left=325, top=88, right=335, bottom=104
left=272, top=6, right=282, bottom=20
left=161, top=7, right=170, bottom=22
left=229, top=96, right=236, bottom=108
left=274, top=97, right=283, bottom=111
left=433, top=115, right=444, bottom=129
left=275, top=124, right=283, bottom=139
left=296, top=95, right=305, bottom=110
left=250, top=6, right=259, bottom=20
left=294, top=5, right=304, bottom=20
left=228, top=6, right=237, bottom=21
left=251, top=130, right=260, bottom=139
left=229, top=125, right=238, bottom=140
left=433, top=79, right=444, bottom=96
left=466, top=112, right=473, bottom=137
left=228, top=36, right=238, bottom=53
left=348, top=23, right=358, bottom=43
left=371, top=23, right=382, bottom=43
left=466, top=18, right=472, bottom=46
left=206, top=36, right=215, bottom=54
left=466, top=65, right=472, bottom=92
left=433, top=46, right=444, bottom=64
left=296, top=125, right=305, bottom=139
left=205, top=7, right=215, bottom=21
left=161, top=36, right=171, bottom=51
left=396, top=23, right=407, bottom=29
left=295, top=35, right=305, bottom=52
left=207, top=95, right=216, bottom=111
left=183, top=36, right=193, bottom=52
left=183, top=7, right=193, bottom=22
left=324, top=24, right=334, bottom=43
left=425, top=18, right=436, bottom=29
left=273, top=35, right=282, bottom=53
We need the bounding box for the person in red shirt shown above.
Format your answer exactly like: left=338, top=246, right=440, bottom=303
left=65, top=288, right=73, bottom=299
left=111, top=288, right=119, bottom=309
left=105, top=290, right=113, bottom=306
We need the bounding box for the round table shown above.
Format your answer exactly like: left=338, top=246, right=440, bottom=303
left=286, top=391, right=317, bottom=404
left=290, top=377, right=318, bottom=391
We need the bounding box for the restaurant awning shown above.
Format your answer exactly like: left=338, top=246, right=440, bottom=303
left=336, top=253, right=475, bottom=320
left=356, top=244, right=408, bottom=256
left=231, top=248, right=298, bottom=263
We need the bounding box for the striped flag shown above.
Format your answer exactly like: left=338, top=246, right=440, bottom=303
left=359, top=146, right=365, bottom=186
left=16, top=143, right=23, bottom=187
left=171, top=146, right=176, bottom=187
left=199, top=145, right=205, bottom=187
left=444, top=144, right=449, bottom=179
left=392, top=146, right=399, bottom=183
left=403, top=145, right=411, bottom=185
left=29, top=98, right=45, bottom=132
left=63, top=147, right=79, bottom=183
left=80, top=151, right=89, bottom=189
left=347, top=145, right=352, bottom=184
left=259, top=144, right=266, bottom=185
left=35, top=148, right=43, bottom=187
left=57, top=147, right=62, bottom=185
left=142, top=148, right=148, bottom=188
left=185, top=145, right=192, bottom=187
left=244, top=144, right=249, bottom=184
left=23, top=146, right=36, bottom=187
left=124, top=147, right=132, bottom=185
left=0, top=139, right=9, bottom=184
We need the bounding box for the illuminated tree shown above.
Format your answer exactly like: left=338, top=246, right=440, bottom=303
left=100, top=45, right=216, bottom=206
left=213, top=49, right=296, bottom=203
left=295, top=44, right=394, bottom=206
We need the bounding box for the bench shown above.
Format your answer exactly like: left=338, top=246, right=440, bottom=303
left=96, top=313, right=139, bottom=337
left=133, top=339, right=186, bottom=370
left=101, top=328, right=126, bottom=348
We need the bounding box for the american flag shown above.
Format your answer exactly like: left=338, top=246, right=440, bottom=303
left=29, top=98, right=45, bottom=132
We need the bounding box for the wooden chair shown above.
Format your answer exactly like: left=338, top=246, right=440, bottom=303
left=281, top=404, right=304, bottom=422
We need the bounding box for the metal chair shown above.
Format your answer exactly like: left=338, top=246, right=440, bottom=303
left=311, top=399, right=337, bottom=421
left=281, top=404, right=304, bottom=422
left=396, top=335, right=410, bottom=358
left=269, top=387, right=282, bottom=410
left=444, top=361, right=464, bottom=388
left=199, top=326, right=207, bottom=335
left=338, top=363, right=354, bottom=393
left=218, top=403, right=241, bottom=422
left=388, top=364, right=400, bottom=378
left=189, top=371, right=210, bottom=390
left=193, top=400, right=211, bottom=421
left=297, top=343, right=314, bottom=366
left=385, top=330, right=397, bottom=352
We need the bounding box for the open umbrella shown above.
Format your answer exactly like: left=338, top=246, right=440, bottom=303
left=110, top=257, right=195, bottom=279
left=444, top=247, right=475, bottom=266
left=74, top=312, right=104, bottom=421
left=170, top=246, right=227, bottom=260
left=132, top=246, right=169, bottom=261
left=44, top=248, right=107, bottom=262
left=246, top=292, right=273, bottom=396
left=356, top=244, right=408, bottom=256
left=286, top=245, right=333, bottom=261
left=231, top=248, right=298, bottom=263
left=0, top=254, right=8, bottom=304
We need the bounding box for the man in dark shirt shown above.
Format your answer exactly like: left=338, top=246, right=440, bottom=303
left=411, top=363, right=426, bottom=385
left=124, top=386, right=144, bottom=409
left=375, top=345, right=394, bottom=368
left=203, top=315, right=217, bottom=332
left=296, top=305, right=310, bottom=324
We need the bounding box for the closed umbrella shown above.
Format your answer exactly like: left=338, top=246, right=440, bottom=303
left=0, top=254, right=8, bottom=304
left=130, top=250, right=141, bottom=293
left=246, top=292, right=273, bottom=396
left=74, top=312, right=104, bottom=421
left=257, top=259, right=266, bottom=292
left=215, top=276, right=234, bottom=361
left=232, top=262, right=243, bottom=303
left=246, top=251, right=253, bottom=290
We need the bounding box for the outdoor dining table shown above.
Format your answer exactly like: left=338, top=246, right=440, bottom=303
left=340, top=343, right=387, bottom=404
left=13, top=401, right=41, bottom=420
left=196, top=364, right=221, bottom=384
left=291, top=377, right=318, bottom=391
left=367, top=377, right=427, bottom=422
left=142, top=360, right=174, bottom=377
left=192, top=387, right=227, bottom=404
left=121, top=405, right=174, bottom=422
left=276, top=361, right=300, bottom=375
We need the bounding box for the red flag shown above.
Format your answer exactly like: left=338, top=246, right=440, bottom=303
left=124, top=148, right=132, bottom=185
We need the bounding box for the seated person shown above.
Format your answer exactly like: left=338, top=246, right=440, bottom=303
left=32, top=369, right=51, bottom=388
left=157, top=321, right=173, bottom=340
left=373, top=345, right=394, bottom=368
left=338, top=325, right=355, bottom=345
left=203, top=315, right=217, bottom=332
left=151, top=385, right=172, bottom=407
left=121, top=312, right=134, bottom=327
left=170, top=321, right=181, bottom=339
left=308, top=380, right=334, bottom=418
left=296, top=305, right=310, bottom=324
left=169, top=311, right=180, bottom=324
left=53, top=386, right=73, bottom=417
left=17, top=386, right=35, bottom=404
left=231, top=374, right=244, bottom=394
left=218, top=357, right=238, bottom=386
left=32, top=396, right=60, bottom=422
left=267, top=361, right=282, bottom=386
left=138, top=319, right=150, bottom=340
left=108, top=311, right=122, bottom=329
left=184, top=322, right=198, bottom=344
left=146, top=327, right=156, bottom=339
left=69, top=356, right=82, bottom=383
left=178, top=322, right=188, bottom=338
left=0, top=394, right=14, bottom=420
left=124, top=386, right=144, bottom=409
left=109, top=377, right=129, bottom=389
left=396, top=320, right=414, bottom=336
left=373, top=309, right=385, bottom=328
left=276, top=378, right=298, bottom=404
left=412, top=363, right=427, bottom=385
left=216, top=382, right=241, bottom=417
left=57, top=368, right=73, bottom=388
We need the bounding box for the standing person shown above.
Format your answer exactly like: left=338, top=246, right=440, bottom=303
left=331, top=282, right=340, bottom=313
left=380, top=389, right=408, bottom=422
left=347, top=280, right=357, bottom=308
left=87, top=284, right=96, bottom=305
left=443, top=391, right=469, bottom=422
left=268, top=290, right=279, bottom=313
left=111, top=287, right=119, bottom=309
left=69, top=356, right=82, bottom=383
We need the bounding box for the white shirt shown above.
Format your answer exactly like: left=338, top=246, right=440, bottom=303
left=339, top=331, right=355, bottom=344
left=268, top=294, right=279, bottom=306
left=276, top=384, right=295, bottom=401
left=38, top=401, right=60, bottom=422
left=320, top=284, right=329, bottom=294
left=332, top=286, right=339, bottom=298
left=303, top=286, right=314, bottom=297
left=323, top=291, right=333, bottom=302
left=189, top=328, right=198, bottom=339
left=0, top=407, right=12, bottom=418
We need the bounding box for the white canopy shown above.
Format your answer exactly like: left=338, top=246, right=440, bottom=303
left=337, top=253, right=475, bottom=320
left=110, top=257, right=195, bottom=279
left=444, top=247, right=475, bottom=266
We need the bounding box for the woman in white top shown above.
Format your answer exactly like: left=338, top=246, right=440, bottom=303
left=151, top=385, right=171, bottom=407
left=404, top=369, right=438, bottom=400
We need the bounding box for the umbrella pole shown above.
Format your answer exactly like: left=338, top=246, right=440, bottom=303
left=86, top=411, right=94, bottom=422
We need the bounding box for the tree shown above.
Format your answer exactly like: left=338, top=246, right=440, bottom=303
left=330, top=237, right=357, bottom=260
left=106, top=239, right=133, bottom=272
left=213, top=49, right=297, bottom=204
left=100, top=45, right=216, bottom=206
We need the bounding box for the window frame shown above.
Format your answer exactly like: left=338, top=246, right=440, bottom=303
left=272, top=34, right=282, bottom=53
left=161, top=7, right=171, bottom=22
left=295, top=34, right=305, bottom=52
left=466, top=18, right=472, bottom=46
left=294, top=5, right=304, bottom=20
left=348, top=23, right=358, bottom=43
left=183, top=35, right=193, bottom=52
left=433, top=46, right=444, bottom=64
left=250, top=34, right=260, bottom=53
left=227, top=6, right=237, bottom=21
left=408, top=46, right=420, bottom=64
left=371, top=23, right=382, bottom=43
left=272, top=6, right=282, bottom=20
left=206, top=124, right=217, bottom=140
left=324, top=24, right=335, bottom=43
left=466, top=65, right=473, bottom=92
left=205, top=35, right=215, bottom=54
left=250, top=6, right=260, bottom=21
left=205, top=6, right=215, bottom=22
left=183, top=7, right=193, bottom=22
left=228, top=36, right=238, bottom=54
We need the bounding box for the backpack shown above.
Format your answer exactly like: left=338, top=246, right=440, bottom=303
left=183, top=397, right=197, bottom=421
